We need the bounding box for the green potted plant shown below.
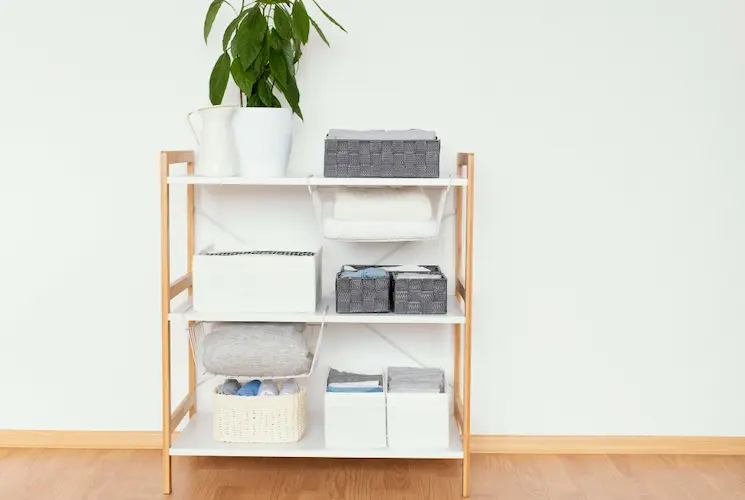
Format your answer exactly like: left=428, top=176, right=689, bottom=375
left=204, top=0, right=345, bottom=177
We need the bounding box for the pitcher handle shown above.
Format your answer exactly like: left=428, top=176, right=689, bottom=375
left=187, top=111, right=200, bottom=145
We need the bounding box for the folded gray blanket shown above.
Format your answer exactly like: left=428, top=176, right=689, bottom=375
left=387, top=366, right=444, bottom=394
left=327, top=129, right=437, bottom=141
left=328, top=368, right=383, bottom=386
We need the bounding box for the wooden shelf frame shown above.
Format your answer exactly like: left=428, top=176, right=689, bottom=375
left=159, top=151, right=475, bottom=497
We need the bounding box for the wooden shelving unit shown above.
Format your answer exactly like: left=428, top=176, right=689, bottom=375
left=160, top=151, right=475, bottom=496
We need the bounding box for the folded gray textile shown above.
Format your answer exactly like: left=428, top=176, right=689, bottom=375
left=203, top=323, right=311, bottom=377
left=327, top=129, right=437, bottom=141
left=328, top=368, right=383, bottom=386
left=387, top=367, right=444, bottom=393
left=216, top=378, right=241, bottom=395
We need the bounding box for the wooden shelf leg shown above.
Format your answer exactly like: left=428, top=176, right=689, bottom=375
left=461, top=153, right=474, bottom=498
left=160, top=154, right=173, bottom=495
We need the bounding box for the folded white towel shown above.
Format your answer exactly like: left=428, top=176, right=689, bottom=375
left=334, top=188, right=432, bottom=221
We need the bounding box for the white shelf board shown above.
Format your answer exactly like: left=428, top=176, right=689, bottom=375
left=167, top=174, right=467, bottom=187
left=171, top=412, right=463, bottom=459
left=170, top=296, right=465, bottom=324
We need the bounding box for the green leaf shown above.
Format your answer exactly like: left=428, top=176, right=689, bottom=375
left=274, top=6, right=292, bottom=40
left=292, top=29, right=303, bottom=63
left=270, top=94, right=282, bottom=108
left=204, top=0, right=225, bottom=43
left=234, top=6, right=267, bottom=70
left=310, top=16, right=329, bottom=46
left=257, top=79, right=275, bottom=106
left=277, top=72, right=302, bottom=119
left=312, top=0, right=346, bottom=33
left=231, top=57, right=257, bottom=95
left=269, top=48, right=287, bottom=87
left=258, top=0, right=287, bottom=4
left=209, top=52, right=231, bottom=105
left=270, top=29, right=283, bottom=50
left=282, top=40, right=295, bottom=76
left=246, top=92, right=264, bottom=107
left=291, top=0, right=310, bottom=44
left=223, top=9, right=250, bottom=51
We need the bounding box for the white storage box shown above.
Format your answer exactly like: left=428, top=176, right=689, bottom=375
left=386, top=391, right=450, bottom=450
left=325, top=391, right=387, bottom=449
left=192, top=249, right=321, bottom=313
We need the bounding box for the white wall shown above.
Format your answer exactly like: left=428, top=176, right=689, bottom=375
left=1, top=0, right=744, bottom=435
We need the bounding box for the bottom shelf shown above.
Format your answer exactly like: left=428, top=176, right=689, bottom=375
left=170, top=412, right=464, bottom=459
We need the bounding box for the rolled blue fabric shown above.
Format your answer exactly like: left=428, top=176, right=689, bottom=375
left=237, top=379, right=261, bottom=396
left=340, top=267, right=387, bottom=278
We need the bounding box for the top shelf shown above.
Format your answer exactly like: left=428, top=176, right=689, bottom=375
left=167, top=174, right=468, bottom=187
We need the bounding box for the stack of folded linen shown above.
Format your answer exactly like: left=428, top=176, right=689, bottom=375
left=326, top=368, right=383, bottom=393
left=387, top=367, right=444, bottom=394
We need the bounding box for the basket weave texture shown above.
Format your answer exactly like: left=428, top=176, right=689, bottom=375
left=324, top=139, right=440, bottom=178
left=335, top=265, right=391, bottom=313
left=212, top=387, right=307, bottom=443
left=392, top=265, right=448, bottom=314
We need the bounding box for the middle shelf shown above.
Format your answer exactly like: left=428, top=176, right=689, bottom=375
left=170, top=296, right=465, bottom=325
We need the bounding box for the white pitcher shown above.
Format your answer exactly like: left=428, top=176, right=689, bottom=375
left=188, top=106, right=239, bottom=177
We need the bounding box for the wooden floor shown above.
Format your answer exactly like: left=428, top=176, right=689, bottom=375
left=1, top=448, right=744, bottom=499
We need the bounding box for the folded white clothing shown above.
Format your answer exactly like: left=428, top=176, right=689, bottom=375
left=328, top=380, right=381, bottom=388
left=327, top=129, right=437, bottom=140
left=394, top=273, right=442, bottom=279
left=333, top=188, right=432, bottom=222
left=380, top=265, right=432, bottom=273
left=258, top=380, right=279, bottom=396
left=279, top=379, right=299, bottom=395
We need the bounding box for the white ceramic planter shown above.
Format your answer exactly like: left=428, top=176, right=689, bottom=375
left=232, top=108, right=293, bottom=178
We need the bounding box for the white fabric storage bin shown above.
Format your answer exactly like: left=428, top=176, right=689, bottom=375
left=192, top=249, right=321, bottom=313
left=386, top=392, right=449, bottom=450
left=325, top=391, right=387, bottom=449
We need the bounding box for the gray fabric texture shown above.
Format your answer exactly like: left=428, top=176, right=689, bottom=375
left=327, top=129, right=437, bottom=140
left=387, top=367, right=444, bottom=393
left=328, top=368, right=383, bottom=386
left=203, top=323, right=311, bottom=377
left=216, top=378, right=241, bottom=395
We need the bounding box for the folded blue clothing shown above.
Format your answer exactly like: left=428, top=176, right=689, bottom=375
left=340, top=267, right=387, bottom=278
left=326, top=386, right=384, bottom=393
left=237, top=379, right=261, bottom=396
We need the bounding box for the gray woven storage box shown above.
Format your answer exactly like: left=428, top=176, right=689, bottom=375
left=335, top=266, right=391, bottom=314
left=391, top=265, right=448, bottom=314
left=324, top=139, right=440, bottom=178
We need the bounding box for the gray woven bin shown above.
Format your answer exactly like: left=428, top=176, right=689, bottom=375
left=391, top=265, right=448, bottom=314
left=324, top=139, right=440, bottom=178
left=335, top=266, right=391, bottom=314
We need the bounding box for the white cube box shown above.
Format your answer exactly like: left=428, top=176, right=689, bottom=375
left=325, top=391, right=387, bottom=449
left=386, top=392, right=450, bottom=450
left=192, top=249, right=321, bottom=313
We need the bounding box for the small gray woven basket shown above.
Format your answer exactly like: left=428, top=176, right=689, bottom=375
left=391, top=265, right=448, bottom=314
left=335, top=266, right=391, bottom=314
left=324, top=139, right=440, bottom=178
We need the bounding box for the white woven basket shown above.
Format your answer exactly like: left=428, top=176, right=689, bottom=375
left=212, top=387, right=307, bottom=444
